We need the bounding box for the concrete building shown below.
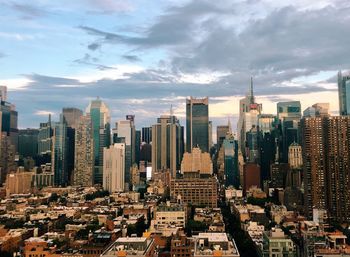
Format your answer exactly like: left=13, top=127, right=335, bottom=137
left=5, top=168, right=34, bottom=196
left=186, top=97, right=209, bottom=153
left=113, top=119, right=135, bottom=185
left=243, top=163, right=261, bottom=194
left=103, top=143, right=125, bottom=193
left=153, top=203, right=186, bottom=230
left=170, top=176, right=218, bottom=208
left=260, top=228, right=296, bottom=257
left=193, top=233, right=240, bottom=257
left=152, top=114, right=184, bottom=177
left=73, top=115, right=94, bottom=186
left=101, top=237, right=156, bottom=257
left=181, top=147, right=213, bottom=176
left=288, top=142, right=302, bottom=169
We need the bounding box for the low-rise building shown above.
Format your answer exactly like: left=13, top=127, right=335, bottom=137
left=193, top=233, right=240, bottom=257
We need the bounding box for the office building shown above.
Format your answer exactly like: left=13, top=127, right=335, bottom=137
left=0, top=132, right=16, bottom=184
left=18, top=129, right=38, bottom=159
left=246, top=125, right=259, bottom=163
left=0, top=85, right=7, bottom=101
left=0, top=87, right=18, bottom=152
left=170, top=176, right=218, bottom=208
left=86, top=98, right=111, bottom=184
left=288, top=142, right=302, bottom=169
left=338, top=70, right=350, bottom=116
left=62, top=107, right=83, bottom=129
left=5, top=168, right=34, bottom=196
left=186, top=97, right=209, bottom=153
left=277, top=101, right=301, bottom=163
left=113, top=119, right=135, bottom=185
left=237, top=78, right=262, bottom=156
left=303, top=103, right=330, bottom=118
left=103, top=143, right=125, bottom=193
left=73, top=115, right=94, bottom=186
left=181, top=147, right=212, bottom=176
left=152, top=114, right=184, bottom=177
left=223, top=134, right=239, bottom=188
left=141, top=126, right=152, bottom=144
left=37, top=115, right=53, bottom=158
left=52, top=114, right=68, bottom=186
left=217, top=124, right=230, bottom=148
left=243, top=163, right=261, bottom=194
left=171, top=147, right=217, bottom=207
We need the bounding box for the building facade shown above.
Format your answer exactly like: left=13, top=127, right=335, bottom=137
left=103, top=143, right=125, bottom=193
left=73, top=115, right=94, bottom=186
left=186, top=97, right=209, bottom=153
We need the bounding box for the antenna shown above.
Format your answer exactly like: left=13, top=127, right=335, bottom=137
left=170, top=104, right=173, bottom=116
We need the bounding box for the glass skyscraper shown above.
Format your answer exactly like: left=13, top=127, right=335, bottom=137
left=338, top=70, right=350, bottom=116
left=52, top=114, right=68, bottom=186
left=186, top=97, right=209, bottom=153
left=86, top=98, right=111, bottom=185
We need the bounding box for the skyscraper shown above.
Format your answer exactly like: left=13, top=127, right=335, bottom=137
left=325, top=117, right=350, bottom=223
left=73, top=115, right=94, bottom=186
left=0, top=87, right=18, bottom=152
left=186, top=97, right=209, bottom=153
left=217, top=124, right=229, bottom=149
left=301, top=117, right=327, bottom=219
left=303, top=103, right=329, bottom=118
left=103, top=143, right=125, bottom=193
left=338, top=70, right=350, bottom=116
left=86, top=98, right=111, bottom=184
left=237, top=78, right=262, bottom=157
left=152, top=114, right=184, bottom=177
left=38, top=115, right=53, bottom=156
left=141, top=127, right=152, bottom=144
left=62, top=107, right=83, bottom=129
left=223, top=133, right=239, bottom=188
left=18, top=128, right=39, bottom=159
left=113, top=119, right=135, bottom=185
left=277, top=101, right=301, bottom=163
left=62, top=107, right=82, bottom=183
left=52, top=114, right=68, bottom=186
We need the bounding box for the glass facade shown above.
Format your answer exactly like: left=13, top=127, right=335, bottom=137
left=186, top=97, right=209, bottom=153
left=86, top=99, right=111, bottom=185
left=53, top=115, right=68, bottom=186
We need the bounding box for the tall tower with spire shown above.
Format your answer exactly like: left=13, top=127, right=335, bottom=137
left=237, top=78, right=262, bottom=160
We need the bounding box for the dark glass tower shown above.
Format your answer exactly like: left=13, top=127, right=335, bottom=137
left=186, top=97, right=209, bottom=153
left=52, top=114, right=68, bottom=186
left=338, top=70, right=350, bottom=116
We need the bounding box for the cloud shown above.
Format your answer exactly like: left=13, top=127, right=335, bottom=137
left=34, top=110, right=55, bottom=116
left=88, top=42, right=101, bottom=51
left=73, top=53, right=117, bottom=70
left=122, top=55, right=141, bottom=62
left=9, top=2, right=49, bottom=19
left=0, top=52, right=5, bottom=58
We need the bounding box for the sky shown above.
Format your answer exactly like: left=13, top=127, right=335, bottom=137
left=0, top=0, right=348, bottom=135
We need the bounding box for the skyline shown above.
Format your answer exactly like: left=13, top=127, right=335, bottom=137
left=0, top=0, right=348, bottom=129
